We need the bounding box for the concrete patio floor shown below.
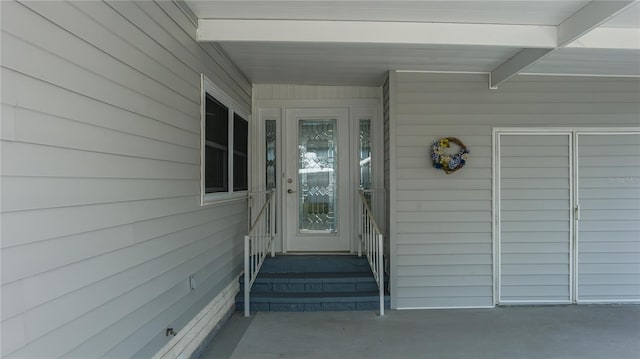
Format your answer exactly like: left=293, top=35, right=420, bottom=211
left=202, top=305, right=640, bottom=359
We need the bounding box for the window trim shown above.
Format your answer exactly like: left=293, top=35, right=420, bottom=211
left=200, top=74, right=250, bottom=206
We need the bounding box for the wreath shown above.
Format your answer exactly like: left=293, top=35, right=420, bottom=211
left=431, top=137, right=469, bottom=174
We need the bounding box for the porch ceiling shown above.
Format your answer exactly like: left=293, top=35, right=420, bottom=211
left=185, top=1, right=640, bottom=87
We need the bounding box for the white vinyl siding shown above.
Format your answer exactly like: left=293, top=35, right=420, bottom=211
left=577, top=133, right=640, bottom=302
left=391, top=72, right=640, bottom=309
left=498, top=134, right=572, bottom=303
left=253, top=84, right=380, bottom=101
left=1, top=1, right=250, bottom=358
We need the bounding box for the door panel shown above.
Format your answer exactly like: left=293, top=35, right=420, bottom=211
left=285, top=109, right=350, bottom=251
left=498, top=133, right=572, bottom=303
left=576, top=133, right=640, bottom=302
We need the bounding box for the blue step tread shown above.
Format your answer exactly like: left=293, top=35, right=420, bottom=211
left=236, top=293, right=391, bottom=312
left=242, top=272, right=374, bottom=282
left=238, top=255, right=388, bottom=312
left=237, top=291, right=387, bottom=303
left=240, top=272, right=380, bottom=293
left=237, top=302, right=389, bottom=312
left=259, top=255, right=371, bottom=273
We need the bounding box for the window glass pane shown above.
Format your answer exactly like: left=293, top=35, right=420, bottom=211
left=204, top=92, right=228, bottom=194
left=233, top=114, right=248, bottom=191
left=234, top=114, right=248, bottom=153
left=265, top=120, right=277, bottom=190
left=205, top=146, right=227, bottom=193
left=205, top=94, right=228, bottom=146
left=234, top=154, right=248, bottom=191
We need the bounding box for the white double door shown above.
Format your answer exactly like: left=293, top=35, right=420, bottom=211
left=496, top=130, right=640, bottom=304
left=283, top=108, right=351, bottom=252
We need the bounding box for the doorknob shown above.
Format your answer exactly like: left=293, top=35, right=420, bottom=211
left=287, top=189, right=296, bottom=194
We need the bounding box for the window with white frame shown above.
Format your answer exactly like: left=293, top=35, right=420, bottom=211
left=201, top=75, right=249, bottom=204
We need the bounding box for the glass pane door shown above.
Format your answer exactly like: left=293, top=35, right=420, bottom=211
left=285, top=108, right=350, bottom=252
left=298, top=119, right=338, bottom=233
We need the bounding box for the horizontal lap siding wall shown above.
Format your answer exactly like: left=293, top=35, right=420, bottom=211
left=1, top=1, right=251, bottom=358
left=392, top=72, right=640, bottom=309
left=254, top=84, right=380, bottom=101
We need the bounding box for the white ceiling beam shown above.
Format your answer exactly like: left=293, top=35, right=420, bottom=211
left=489, top=0, right=638, bottom=89
left=566, top=27, right=640, bottom=49
left=557, top=0, right=637, bottom=46
left=489, top=49, right=554, bottom=89
left=197, top=19, right=557, bottom=48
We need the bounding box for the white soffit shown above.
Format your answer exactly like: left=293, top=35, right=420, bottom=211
left=601, top=2, right=640, bottom=28
left=220, top=42, right=521, bottom=86
left=566, top=27, right=640, bottom=49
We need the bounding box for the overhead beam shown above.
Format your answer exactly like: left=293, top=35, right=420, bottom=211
left=557, top=0, right=637, bottom=46
left=489, top=0, right=638, bottom=89
left=197, top=19, right=557, bottom=48
left=489, top=49, right=554, bottom=89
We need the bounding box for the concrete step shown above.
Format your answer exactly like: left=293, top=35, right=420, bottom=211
left=238, top=254, right=388, bottom=312
left=259, top=255, right=371, bottom=273
left=239, top=272, right=379, bottom=293
left=236, top=291, right=391, bottom=312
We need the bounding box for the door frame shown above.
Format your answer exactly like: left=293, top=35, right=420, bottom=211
left=492, top=127, right=640, bottom=306
left=254, top=100, right=382, bottom=254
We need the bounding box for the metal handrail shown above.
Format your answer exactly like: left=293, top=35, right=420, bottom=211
left=244, top=190, right=276, bottom=317
left=358, top=189, right=385, bottom=316
left=360, top=188, right=386, bottom=193
left=359, top=190, right=383, bottom=234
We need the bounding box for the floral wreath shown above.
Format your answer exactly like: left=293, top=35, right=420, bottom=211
left=431, top=137, right=469, bottom=174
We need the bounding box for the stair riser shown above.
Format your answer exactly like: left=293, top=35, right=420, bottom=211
left=242, top=281, right=379, bottom=293
left=236, top=301, right=390, bottom=312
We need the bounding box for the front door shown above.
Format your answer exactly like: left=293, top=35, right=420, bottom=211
left=284, top=108, right=350, bottom=251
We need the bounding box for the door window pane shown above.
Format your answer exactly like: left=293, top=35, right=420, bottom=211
left=298, top=119, right=337, bottom=233
left=265, top=120, right=277, bottom=190
left=359, top=119, right=372, bottom=190
left=359, top=119, right=372, bottom=206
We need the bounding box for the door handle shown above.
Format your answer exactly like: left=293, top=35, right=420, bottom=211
left=287, top=189, right=297, bottom=194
